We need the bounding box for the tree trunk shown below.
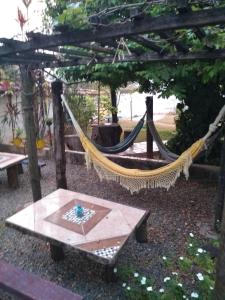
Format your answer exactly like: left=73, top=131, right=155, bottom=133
left=52, top=81, right=67, bottom=189
left=215, top=136, right=225, bottom=299
left=20, top=65, right=42, bottom=202
left=110, top=87, right=118, bottom=123
left=146, top=96, right=153, bottom=158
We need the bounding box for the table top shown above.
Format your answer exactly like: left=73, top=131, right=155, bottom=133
left=6, top=189, right=147, bottom=264
left=0, top=152, right=27, bottom=170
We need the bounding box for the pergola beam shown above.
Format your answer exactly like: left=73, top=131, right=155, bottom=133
left=177, top=4, right=214, bottom=51
left=14, top=48, right=225, bottom=70
left=47, top=47, right=95, bottom=58
left=158, top=31, right=189, bottom=53
left=0, top=7, right=224, bottom=57
left=129, top=35, right=167, bottom=55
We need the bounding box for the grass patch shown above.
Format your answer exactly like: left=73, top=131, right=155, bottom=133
left=134, top=128, right=176, bottom=143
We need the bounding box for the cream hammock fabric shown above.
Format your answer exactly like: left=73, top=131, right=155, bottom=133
left=62, top=95, right=225, bottom=194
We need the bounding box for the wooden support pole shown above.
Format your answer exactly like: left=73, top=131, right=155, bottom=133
left=215, top=135, right=225, bottom=231
left=20, top=65, right=42, bottom=202
left=214, top=134, right=225, bottom=299
left=146, top=96, right=153, bottom=158
left=110, top=87, right=118, bottom=124
left=52, top=81, right=67, bottom=189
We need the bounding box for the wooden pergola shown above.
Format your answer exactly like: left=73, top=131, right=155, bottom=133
left=1, top=1, right=225, bottom=298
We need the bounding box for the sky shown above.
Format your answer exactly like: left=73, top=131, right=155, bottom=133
left=0, top=0, right=45, bottom=39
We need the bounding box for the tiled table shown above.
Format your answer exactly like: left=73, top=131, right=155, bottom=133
left=6, top=189, right=149, bottom=280
left=0, top=152, right=27, bottom=188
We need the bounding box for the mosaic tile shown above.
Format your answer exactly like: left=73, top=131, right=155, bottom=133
left=93, top=246, right=120, bottom=259
left=62, top=207, right=96, bottom=225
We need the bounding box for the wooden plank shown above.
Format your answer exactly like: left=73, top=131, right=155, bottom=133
left=0, top=8, right=224, bottom=56
left=0, top=260, right=83, bottom=300
left=48, top=46, right=94, bottom=58
left=25, top=48, right=225, bottom=69
left=177, top=5, right=214, bottom=51
left=129, top=35, right=167, bottom=54
left=158, top=31, right=189, bottom=53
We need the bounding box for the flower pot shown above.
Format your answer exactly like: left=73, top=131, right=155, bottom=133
left=12, top=138, right=23, bottom=147
left=36, top=139, right=45, bottom=150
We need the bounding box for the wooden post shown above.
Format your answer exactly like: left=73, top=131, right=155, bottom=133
left=103, top=264, right=117, bottom=283
left=52, top=81, right=67, bottom=189
left=215, top=136, right=225, bottom=231
left=7, top=165, right=19, bottom=189
left=135, top=211, right=150, bottom=243
left=20, top=65, right=42, bottom=202
left=214, top=135, right=225, bottom=299
left=49, top=244, right=65, bottom=261
left=146, top=96, right=153, bottom=158
left=110, top=87, right=118, bottom=123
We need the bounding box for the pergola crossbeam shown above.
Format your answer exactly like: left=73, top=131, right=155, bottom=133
left=16, top=48, right=225, bottom=70
left=129, top=35, right=167, bottom=55
left=0, top=7, right=224, bottom=59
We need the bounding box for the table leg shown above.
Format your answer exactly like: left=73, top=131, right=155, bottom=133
left=103, top=264, right=117, bottom=283
left=50, top=244, right=65, bottom=261
left=7, top=165, right=19, bottom=189
left=18, top=163, right=24, bottom=174
left=135, top=211, right=150, bottom=243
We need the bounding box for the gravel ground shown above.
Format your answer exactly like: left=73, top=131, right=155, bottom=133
left=0, top=160, right=217, bottom=299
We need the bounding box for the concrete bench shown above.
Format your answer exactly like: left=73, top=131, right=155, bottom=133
left=0, top=260, right=83, bottom=300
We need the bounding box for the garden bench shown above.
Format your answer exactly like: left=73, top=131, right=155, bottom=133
left=22, top=159, right=46, bottom=177
left=0, top=260, right=83, bottom=300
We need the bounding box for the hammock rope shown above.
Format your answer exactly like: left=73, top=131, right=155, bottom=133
left=147, top=118, right=225, bottom=162
left=62, top=95, right=225, bottom=194
left=93, top=112, right=146, bottom=154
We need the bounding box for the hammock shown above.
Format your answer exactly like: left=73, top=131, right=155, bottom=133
left=62, top=95, right=225, bottom=194
left=93, top=113, right=146, bottom=154
left=148, top=119, right=178, bottom=162
left=148, top=118, right=225, bottom=162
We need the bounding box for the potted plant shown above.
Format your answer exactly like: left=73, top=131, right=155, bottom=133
left=12, top=128, right=23, bottom=147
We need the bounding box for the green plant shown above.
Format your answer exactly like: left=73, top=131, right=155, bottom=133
left=98, top=94, right=118, bottom=122
left=66, top=93, right=96, bottom=133
left=115, top=234, right=216, bottom=300
left=15, top=127, right=23, bottom=138
left=2, top=102, right=20, bottom=140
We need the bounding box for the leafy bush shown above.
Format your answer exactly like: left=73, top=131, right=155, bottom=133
left=66, top=94, right=96, bottom=133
